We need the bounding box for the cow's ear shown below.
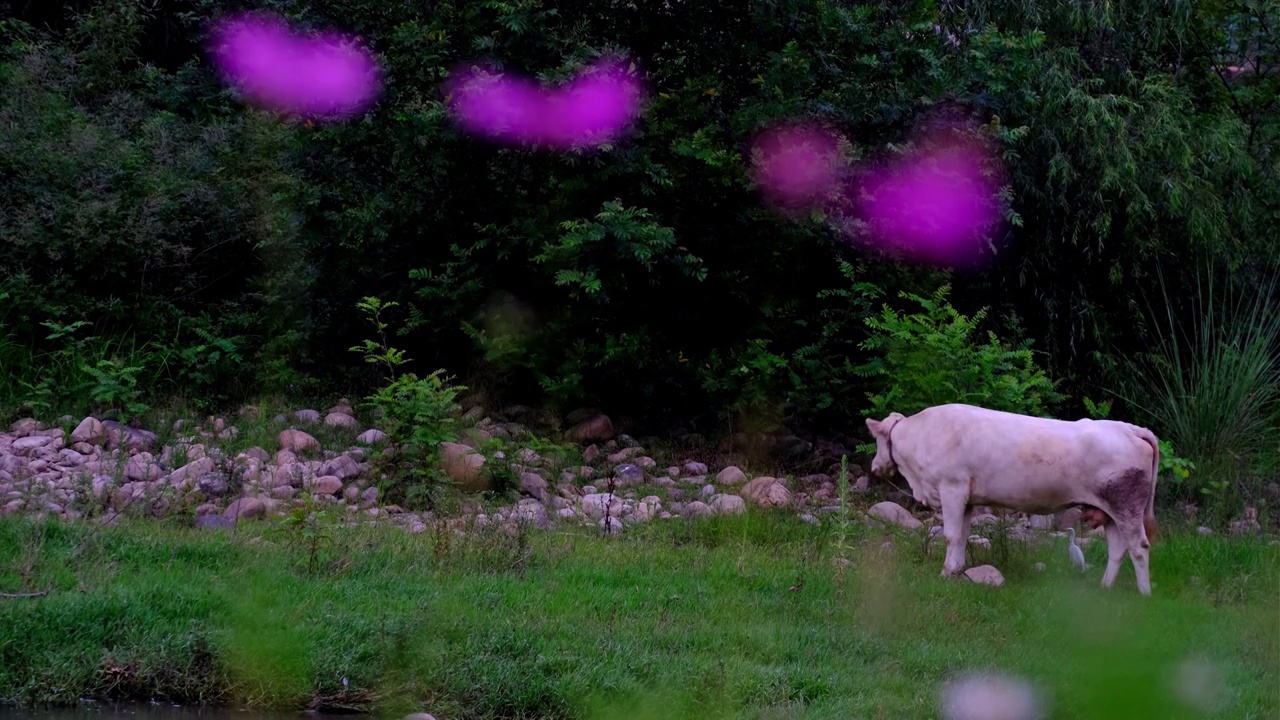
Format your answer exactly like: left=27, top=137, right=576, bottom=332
left=865, top=418, right=881, bottom=436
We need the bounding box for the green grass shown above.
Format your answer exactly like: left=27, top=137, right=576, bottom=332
left=1, top=513, right=1276, bottom=720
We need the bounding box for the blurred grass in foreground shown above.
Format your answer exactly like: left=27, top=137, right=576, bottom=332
left=0, top=512, right=1275, bottom=720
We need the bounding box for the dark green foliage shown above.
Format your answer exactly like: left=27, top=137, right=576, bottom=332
left=0, top=0, right=1275, bottom=446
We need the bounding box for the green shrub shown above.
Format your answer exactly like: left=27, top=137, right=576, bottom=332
left=856, top=284, right=1065, bottom=424
left=1120, top=265, right=1279, bottom=507
left=350, top=297, right=465, bottom=509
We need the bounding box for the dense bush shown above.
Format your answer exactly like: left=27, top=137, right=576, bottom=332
left=857, top=284, right=1065, bottom=422
left=1, top=0, right=1276, bottom=445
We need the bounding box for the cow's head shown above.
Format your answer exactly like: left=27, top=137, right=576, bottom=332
left=865, top=412, right=906, bottom=478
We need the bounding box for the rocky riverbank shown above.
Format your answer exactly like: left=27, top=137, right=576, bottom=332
left=0, top=401, right=1241, bottom=547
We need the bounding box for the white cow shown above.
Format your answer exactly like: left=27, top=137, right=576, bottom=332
left=865, top=403, right=1159, bottom=594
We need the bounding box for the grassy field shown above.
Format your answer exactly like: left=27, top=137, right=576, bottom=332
left=0, top=511, right=1276, bottom=720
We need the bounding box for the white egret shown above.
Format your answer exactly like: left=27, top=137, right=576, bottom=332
left=1067, top=527, right=1087, bottom=572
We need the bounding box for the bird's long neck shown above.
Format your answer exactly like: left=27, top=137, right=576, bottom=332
left=1068, top=528, right=1076, bottom=543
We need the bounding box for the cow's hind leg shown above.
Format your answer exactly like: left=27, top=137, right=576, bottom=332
left=1121, top=518, right=1152, bottom=595
left=1101, top=520, right=1126, bottom=588
left=1098, top=468, right=1154, bottom=595
left=939, top=483, right=971, bottom=577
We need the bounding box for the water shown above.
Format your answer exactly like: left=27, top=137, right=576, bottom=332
left=0, top=703, right=350, bottom=720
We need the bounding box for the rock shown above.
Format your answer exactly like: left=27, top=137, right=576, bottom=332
left=715, top=466, right=747, bottom=485
left=557, top=507, right=576, bottom=520
left=599, top=516, right=623, bottom=534
left=1034, top=562, right=1047, bottom=572
left=939, top=672, right=1042, bottom=720
left=279, top=429, right=320, bottom=454
left=970, top=513, right=1001, bottom=527
left=122, top=427, right=157, bottom=452
left=169, top=457, right=216, bottom=488
left=403, top=714, right=437, bottom=720
left=325, top=412, right=359, bottom=429
left=307, top=476, right=344, bottom=496
left=1029, top=514, right=1054, bottom=530
left=513, top=498, right=550, bottom=527
left=740, top=476, right=793, bottom=508
left=1197, top=526, right=1214, bottom=536
left=295, top=409, right=321, bottom=423
left=632, top=497, right=661, bottom=522
left=520, top=472, right=549, bottom=502
left=968, top=535, right=991, bottom=549
left=1055, top=507, right=1083, bottom=530
left=581, top=492, right=621, bottom=520
left=224, top=497, right=266, bottom=520
left=582, top=445, right=600, bottom=463
left=613, top=463, right=644, bottom=485
left=710, top=494, right=746, bottom=515
left=57, top=449, right=86, bottom=467
left=360, top=487, right=379, bottom=505
left=70, top=417, right=105, bottom=445
left=964, top=565, right=1005, bottom=587
left=799, top=513, right=818, bottom=525
left=10, top=418, right=41, bottom=437
left=700, top=484, right=716, bottom=499
left=357, top=429, right=387, bottom=445
left=271, top=462, right=311, bottom=488
left=686, top=499, right=716, bottom=515
left=197, top=473, right=230, bottom=497
left=566, top=414, right=614, bottom=442
left=439, top=442, right=488, bottom=491
left=682, top=461, right=708, bottom=476
left=634, top=455, right=657, bottom=470
left=607, top=447, right=644, bottom=464
left=868, top=501, right=923, bottom=530
left=12, top=436, right=52, bottom=455
left=125, top=455, right=162, bottom=483
left=318, top=455, right=360, bottom=480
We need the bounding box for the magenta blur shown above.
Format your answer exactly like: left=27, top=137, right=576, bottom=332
left=748, top=122, right=844, bottom=211
left=206, top=12, right=382, bottom=119
left=445, top=60, right=643, bottom=149
left=856, top=139, right=1005, bottom=270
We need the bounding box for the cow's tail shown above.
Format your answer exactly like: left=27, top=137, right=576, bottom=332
left=1133, top=426, right=1160, bottom=543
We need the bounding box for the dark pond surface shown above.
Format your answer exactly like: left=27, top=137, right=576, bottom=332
left=0, top=704, right=348, bottom=720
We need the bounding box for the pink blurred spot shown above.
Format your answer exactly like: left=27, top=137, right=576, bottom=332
left=857, top=140, right=1004, bottom=269
left=446, top=61, right=643, bottom=149
left=206, top=12, right=382, bottom=119
left=749, top=122, right=843, bottom=210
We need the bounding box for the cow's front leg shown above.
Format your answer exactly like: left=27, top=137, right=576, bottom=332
left=939, top=483, right=971, bottom=577
left=1101, top=520, right=1126, bottom=588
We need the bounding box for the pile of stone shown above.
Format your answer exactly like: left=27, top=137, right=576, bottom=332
left=0, top=406, right=1119, bottom=545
